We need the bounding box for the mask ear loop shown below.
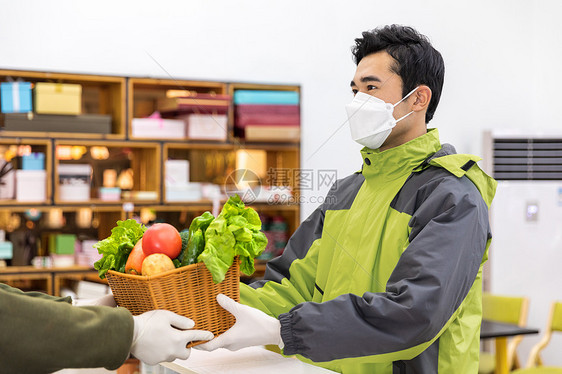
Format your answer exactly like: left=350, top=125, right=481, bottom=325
left=392, top=86, right=419, bottom=123
left=395, top=110, right=414, bottom=123
left=392, top=86, right=420, bottom=107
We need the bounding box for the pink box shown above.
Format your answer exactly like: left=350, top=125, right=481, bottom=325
left=132, top=117, right=186, bottom=139
left=183, top=114, right=228, bottom=141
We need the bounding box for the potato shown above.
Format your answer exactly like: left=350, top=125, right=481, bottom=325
left=141, top=253, right=175, bottom=276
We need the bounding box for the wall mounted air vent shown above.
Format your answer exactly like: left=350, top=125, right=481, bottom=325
left=483, top=131, right=562, bottom=180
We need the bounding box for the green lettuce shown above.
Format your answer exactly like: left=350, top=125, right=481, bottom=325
left=199, top=215, right=236, bottom=283
left=198, top=195, right=267, bottom=283
left=94, top=219, right=146, bottom=278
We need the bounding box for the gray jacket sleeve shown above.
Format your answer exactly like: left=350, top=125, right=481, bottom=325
left=0, top=283, right=133, bottom=373
left=278, top=175, right=491, bottom=362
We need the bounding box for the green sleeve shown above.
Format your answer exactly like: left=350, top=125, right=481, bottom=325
left=240, top=192, right=329, bottom=316
left=0, top=283, right=134, bottom=373
left=240, top=235, right=322, bottom=317
left=0, top=282, right=72, bottom=302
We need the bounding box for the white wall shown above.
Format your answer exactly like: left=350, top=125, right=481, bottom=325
left=3, top=0, right=560, bottom=216
left=2, top=0, right=562, bottom=365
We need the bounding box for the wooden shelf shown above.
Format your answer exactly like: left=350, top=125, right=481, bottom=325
left=53, top=140, right=161, bottom=205
left=128, top=77, right=228, bottom=141
left=0, top=69, right=301, bottom=284
left=0, top=138, right=52, bottom=205
left=0, top=69, right=126, bottom=138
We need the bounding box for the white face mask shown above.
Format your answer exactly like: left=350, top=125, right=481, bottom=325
left=345, top=86, right=419, bottom=149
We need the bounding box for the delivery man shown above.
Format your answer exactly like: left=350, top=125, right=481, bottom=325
left=199, top=24, right=497, bottom=373
left=0, top=284, right=213, bottom=373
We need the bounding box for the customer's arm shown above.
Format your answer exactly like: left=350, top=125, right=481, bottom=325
left=0, top=283, right=133, bottom=373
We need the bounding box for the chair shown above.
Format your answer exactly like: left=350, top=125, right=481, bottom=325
left=511, top=301, right=562, bottom=373
left=479, top=293, right=530, bottom=374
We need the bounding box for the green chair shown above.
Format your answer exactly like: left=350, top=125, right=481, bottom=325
left=512, top=301, right=562, bottom=374
left=479, top=293, right=530, bottom=374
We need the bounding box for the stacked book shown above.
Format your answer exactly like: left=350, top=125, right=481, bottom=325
left=233, top=90, right=300, bottom=142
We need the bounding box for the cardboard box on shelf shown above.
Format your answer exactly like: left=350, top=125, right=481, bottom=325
left=50, top=254, right=75, bottom=267
left=15, top=170, right=46, bottom=202
left=244, top=125, right=300, bottom=142
left=58, top=164, right=92, bottom=202
left=3, top=113, right=111, bottom=134
left=34, top=82, right=82, bottom=115
left=166, top=182, right=202, bottom=202
left=233, top=90, right=299, bottom=105
left=157, top=93, right=230, bottom=114
left=75, top=280, right=110, bottom=299
left=22, top=153, right=45, bottom=170
left=0, top=160, right=15, bottom=200
left=132, top=117, right=186, bottom=139
left=0, top=82, right=32, bottom=113
left=75, top=239, right=102, bottom=267
left=0, top=242, right=13, bottom=260
left=49, top=234, right=76, bottom=255
left=98, top=187, right=121, bottom=201
left=165, top=159, right=190, bottom=185
left=183, top=113, right=228, bottom=141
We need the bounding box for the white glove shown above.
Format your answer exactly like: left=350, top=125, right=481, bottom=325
left=130, top=310, right=214, bottom=365
left=72, top=294, right=117, bottom=307
left=197, top=294, right=283, bottom=352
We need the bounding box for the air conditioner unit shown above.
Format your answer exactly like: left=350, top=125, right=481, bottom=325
left=483, top=129, right=562, bottom=366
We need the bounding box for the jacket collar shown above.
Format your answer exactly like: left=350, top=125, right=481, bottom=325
left=360, top=128, right=442, bottom=180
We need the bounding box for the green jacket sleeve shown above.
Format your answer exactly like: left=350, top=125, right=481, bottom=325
left=241, top=205, right=323, bottom=316
left=0, top=283, right=133, bottom=373
left=241, top=174, right=361, bottom=317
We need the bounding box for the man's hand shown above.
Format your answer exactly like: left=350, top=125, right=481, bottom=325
left=197, top=294, right=283, bottom=352
left=72, top=294, right=117, bottom=307
left=130, top=310, right=214, bottom=365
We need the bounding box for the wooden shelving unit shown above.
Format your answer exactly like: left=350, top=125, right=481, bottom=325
left=0, top=138, right=52, bottom=205
left=0, top=69, right=126, bottom=139
left=0, top=68, right=301, bottom=288
left=53, top=140, right=161, bottom=205
left=128, top=77, right=227, bottom=141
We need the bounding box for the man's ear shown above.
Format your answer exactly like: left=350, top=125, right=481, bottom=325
left=412, top=85, right=431, bottom=112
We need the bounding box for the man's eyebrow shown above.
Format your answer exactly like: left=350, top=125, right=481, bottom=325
left=350, top=75, right=383, bottom=87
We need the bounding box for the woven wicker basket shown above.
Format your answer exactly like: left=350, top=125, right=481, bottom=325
left=106, top=258, right=239, bottom=347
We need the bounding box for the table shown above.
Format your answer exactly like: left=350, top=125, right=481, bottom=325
left=160, top=346, right=337, bottom=374
left=480, top=320, right=539, bottom=374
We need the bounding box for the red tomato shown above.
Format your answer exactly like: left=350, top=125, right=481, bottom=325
left=142, top=223, right=182, bottom=259
left=125, top=239, right=146, bottom=275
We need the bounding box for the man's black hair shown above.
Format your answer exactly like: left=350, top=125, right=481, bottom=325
left=351, top=24, right=444, bottom=123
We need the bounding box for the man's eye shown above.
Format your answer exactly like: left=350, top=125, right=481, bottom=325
left=351, top=89, right=358, bottom=95
left=367, top=85, right=378, bottom=90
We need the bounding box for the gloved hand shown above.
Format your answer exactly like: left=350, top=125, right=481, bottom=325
left=130, top=310, right=214, bottom=365
left=72, top=294, right=117, bottom=307
left=197, top=294, right=283, bottom=352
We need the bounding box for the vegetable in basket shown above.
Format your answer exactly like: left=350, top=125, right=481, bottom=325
left=142, top=223, right=182, bottom=259
left=94, top=195, right=267, bottom=281
left=177, top=211, right=214, bottom=266
left=94, top=219, right=146, bottom=279
left=124, top=238, right=145, bottom=275
left=198, top=194, right=268, bottom=283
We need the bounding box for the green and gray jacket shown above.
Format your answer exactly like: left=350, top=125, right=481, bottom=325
left=241, top=129, right=497, bottom=373
left=0, top=283, right=133, bottom=373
